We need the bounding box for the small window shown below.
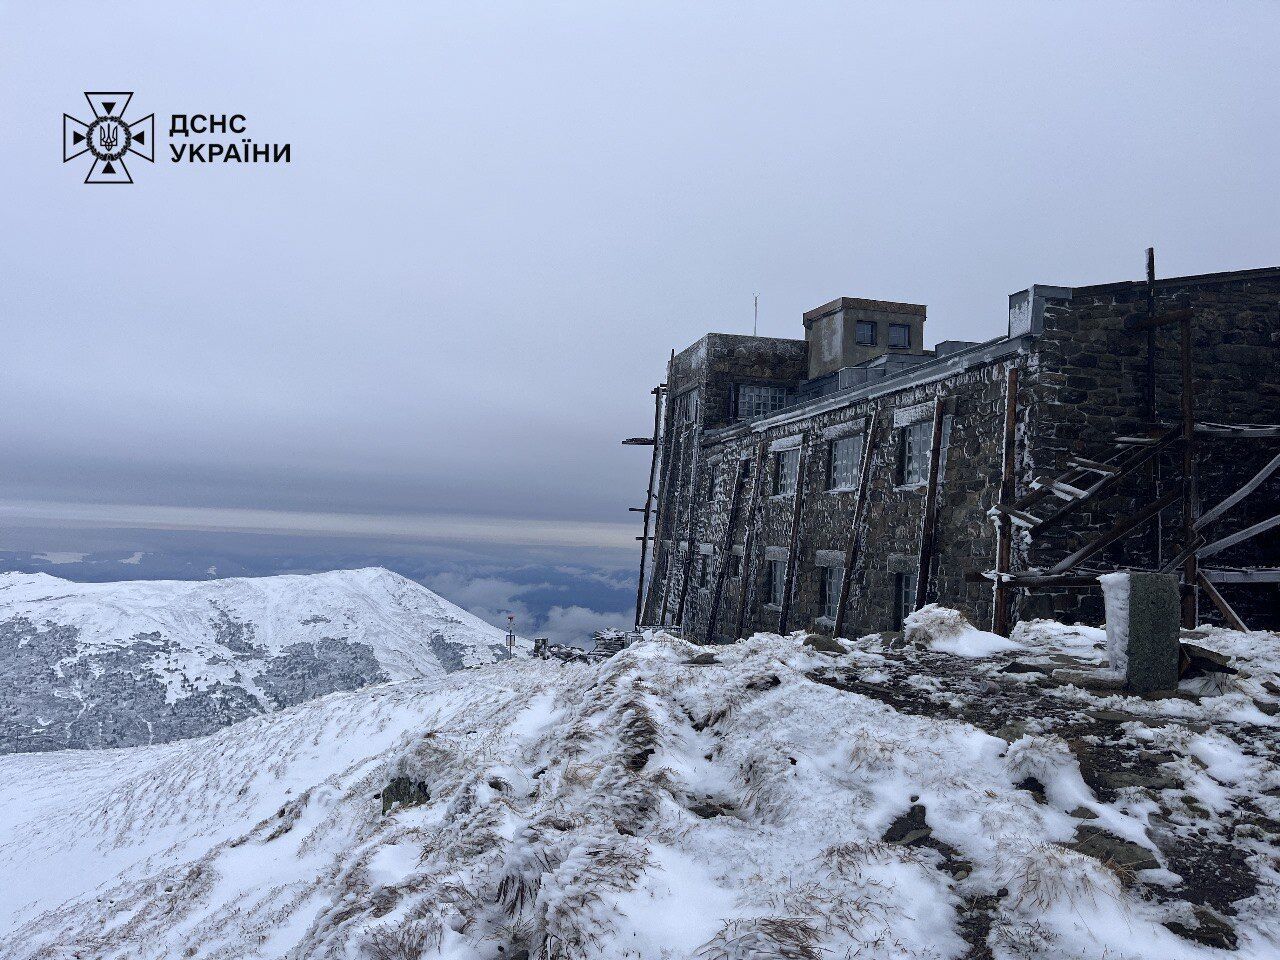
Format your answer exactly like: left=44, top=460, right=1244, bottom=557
left=888, top=323, right=911, bottom=349
left=820, top=565, right=843, bottom=621
left=772, top=447, right=800, bottom=496
left=898, top=421, right=931, bottom=486
left=697, top=555, right=709, bottom=588
left=855, top=321, right=877, bottom=346
left=828, top=435, right=863, bottom=490
left=727, top=553, right=742, bottom=579
left=673, top=389, right=700, bottom=424
left=737, top=384, right=789, bottom=420
left=767, top=558, right=787, bottom=607
left=894, top=571, right=918, bottom=628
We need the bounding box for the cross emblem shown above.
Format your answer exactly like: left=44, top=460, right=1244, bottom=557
left=63, top=92, right=154, bottom=184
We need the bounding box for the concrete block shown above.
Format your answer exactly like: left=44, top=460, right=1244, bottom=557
left=1126, top=573, right=1181, bottom=693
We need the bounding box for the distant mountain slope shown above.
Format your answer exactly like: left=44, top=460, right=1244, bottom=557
left=0, top=568, right=516, bottom=753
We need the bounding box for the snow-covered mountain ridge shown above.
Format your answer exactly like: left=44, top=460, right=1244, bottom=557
left=1, top=618, right=1276, bottom=958
left=0, top=568, right=516, bottom=753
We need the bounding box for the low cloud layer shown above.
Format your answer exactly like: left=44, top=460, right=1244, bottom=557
left=424, top=570, right=632, bottom=646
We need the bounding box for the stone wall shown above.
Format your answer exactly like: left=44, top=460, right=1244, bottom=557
left=649, top=350, right=1022, bottom=641
left=1024, top=268, right=1280, bottom=628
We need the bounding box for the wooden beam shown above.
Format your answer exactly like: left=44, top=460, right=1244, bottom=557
left=1201, top=567, right=1280, bottom=584
left=777, top=435, right=811, bottom=634
left=913, top=397, right=947, bottom=612
left=1049, top=490, right=1180, bottom=574
left=1197, top=572, right=1249, bottom=631
left=1197, top=513, right=1280, bottom=560
left=732, top=440, right=770, bottom=640
left=1194, top=451, right=1280, bottom=532
left=832, top=422, right=879, bottom=640
left=633, top=385, right=665, bottom=629
left=1194, top=423, right=1280, bottom=438
left=995, top=572, right=1104, bottom=589
left=1180, top=310, right=1198, bottom=628
left=656, top=423, right=686, bottom=625
left=992, top=368, right=1019, bottom=635
left=704, top=458, right=750, bottom=644
left=1030, top=429, right=1179, bottom=534
left=1144, top=247, right=1157, bottom=421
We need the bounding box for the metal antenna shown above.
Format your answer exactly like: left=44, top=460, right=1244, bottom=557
left=753, top=294, right=758, bottom=336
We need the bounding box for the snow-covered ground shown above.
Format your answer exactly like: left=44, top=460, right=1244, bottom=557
left=0, top=568, right=519, bottom=752
left=1, top=616, right=1276, bottom=959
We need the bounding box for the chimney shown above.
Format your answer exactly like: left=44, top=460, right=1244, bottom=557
left=802, top=297, right=927, bottom=380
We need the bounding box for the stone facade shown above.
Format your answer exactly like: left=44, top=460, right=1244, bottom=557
left=640, top=265, right=1280, bottom=640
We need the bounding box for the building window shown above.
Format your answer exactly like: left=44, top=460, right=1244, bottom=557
left=727, top=553, right=741, bottom=579
left=888, top=323, right=911, bottom=348
left=828, top=434, right=863, bottom=490
left=772, top=447, right=800, bottom=496
left=674, top=388, right=700, bottom=424
left=898, top=420, right=932, bottom=486
left=855, top=321, right=877, bottom=346
left=697, top=555, right=709, bottom=588
left=766, top=558, right=787, bottom=607
left=820, top=565, right=843, bottom=621
left=705, top=465, right=717, bottom=502
left=737, top=384, right=789, bottom=420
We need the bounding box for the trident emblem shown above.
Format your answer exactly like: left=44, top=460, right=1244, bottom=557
left=98, top=122, right=120, bottom=152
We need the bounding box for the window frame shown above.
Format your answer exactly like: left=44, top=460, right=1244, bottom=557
left=820, top=565, right=843, bottom=621
left=772, top=447, right=800, bottom=497
left=673, top=388, right=700, bottom=425
left=736, top=383, right=790, bottom=421
left=855, top=320, right=877, bottom=346
left=897, top=421, right=932, bottom=487
left=766, top=558, right=787, bottom=607
left=828, top=434, right=864, bottom=491
left=888, top=323, right=912, bottom=349
left=894, top=571, right=918, bottom=629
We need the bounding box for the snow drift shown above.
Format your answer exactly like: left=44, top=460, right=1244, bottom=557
left=1, top=619, right=1277, bottom=959
left=0, top=568, right=516, bottom=752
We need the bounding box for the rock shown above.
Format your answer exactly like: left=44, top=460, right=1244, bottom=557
left=1015, top=776, right=1047, bottom=803
left=883, top=804, right=930, bottom=845
left=1067, top=825, right=1160, bottom=873
left=380, top=776, right=430, bottom=815
left=1053, top=668, right=1126, bottom=691
left=685, top=652, right=719, bottom=665
left=994, top=720, right=1030, bottom=743
left=802, top=634, right=846, bottom=655
left=1165, top=906, right=1238, bottom=950
left=1088, top=709, right=1136, bottom=725
left=1068, top=805, right=1099, bottom=820
left=999, top=661, right=1046, bottom=674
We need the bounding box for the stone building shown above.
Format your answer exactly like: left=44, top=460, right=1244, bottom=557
left=636, top=263, right=1280, bottom=642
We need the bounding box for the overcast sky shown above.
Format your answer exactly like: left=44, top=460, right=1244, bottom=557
left=2, top=1, right=1277, bottom=556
